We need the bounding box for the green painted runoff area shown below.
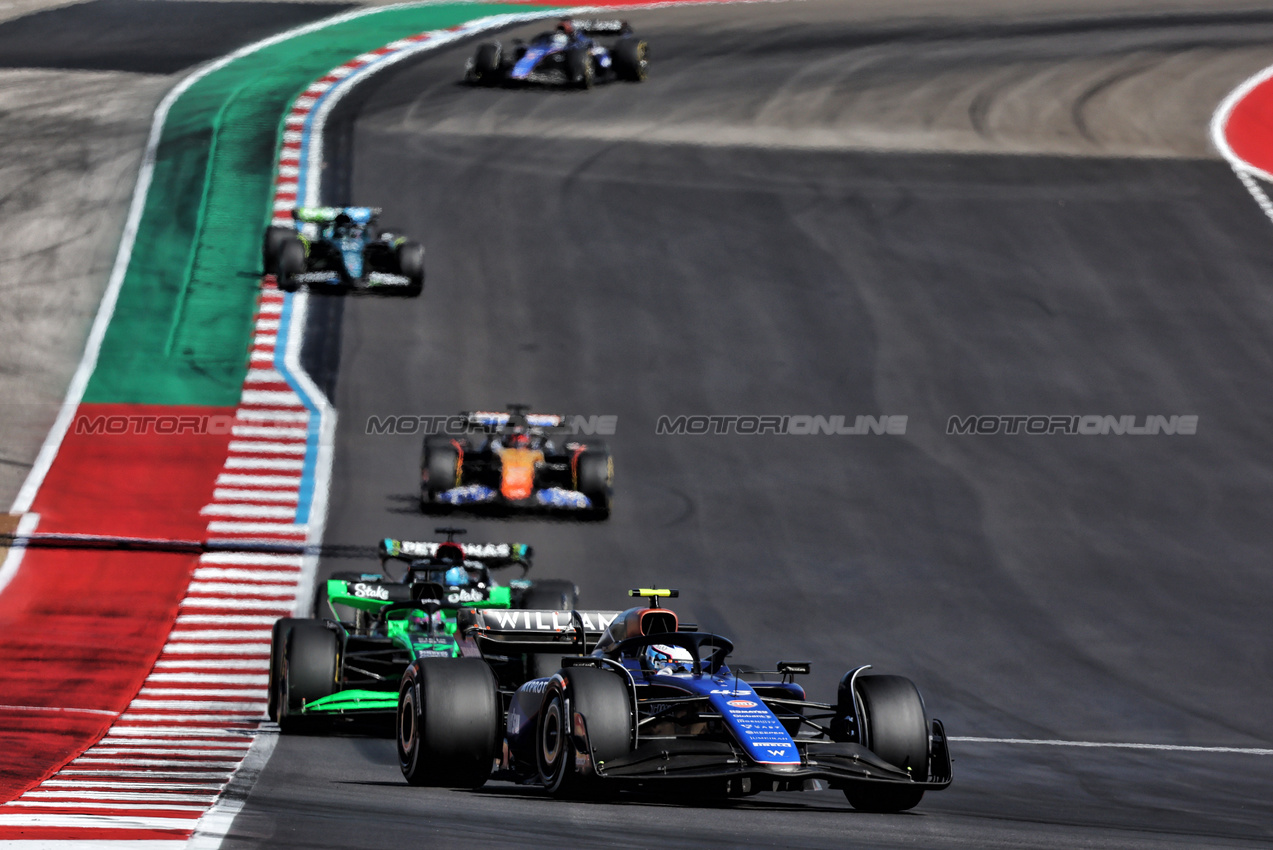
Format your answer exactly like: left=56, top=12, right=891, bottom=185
left=84, top=3, right=557, bottom=407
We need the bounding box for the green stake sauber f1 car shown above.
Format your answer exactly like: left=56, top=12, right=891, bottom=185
left=268, top=528, right=579, bottom=733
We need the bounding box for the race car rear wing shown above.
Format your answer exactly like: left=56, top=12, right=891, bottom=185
left=379, top=538, right=532, bottom=567
left=465, top=410, right=565, bottom=430
left=571, top=19, right=633, bottom=36
left=291, top=206, right=382, bottom=224
left=460, top=608, right=621, bottom=656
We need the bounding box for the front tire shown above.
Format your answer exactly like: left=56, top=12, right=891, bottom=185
left=539, top=668, right=632, bottom=797
left=843, top=675, right=929, bottom=812
left=279, top=621, right=338, bottom=734
left=397, top=658, right=499, bottom=788
left=470, top=42, right=503, bottom=86
left=612, top=37, right=648, bottom=82
left=567, top=47, right=594, bottom=90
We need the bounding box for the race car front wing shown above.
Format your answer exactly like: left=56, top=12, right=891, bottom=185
left=590, top=722, right=953, bottom=790
left=434, top=484, right=592, bottom=509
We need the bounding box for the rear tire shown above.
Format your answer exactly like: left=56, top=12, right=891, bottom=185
left=539, top=668, right=632, bottom=797
left=397, top=658, right=499, bottom=787
left=422, top=438, right=461, bottom=509
left=263, top=225, right=293, bottom=275
left=279, top=621, right=338, bottom=734
left=276, top=237, right=305, bottom=293
left=576, top=451, right=612, bottom=519
left=843, top=675, right=929, bottom=812
left=612, top=37, right=648, bottom=82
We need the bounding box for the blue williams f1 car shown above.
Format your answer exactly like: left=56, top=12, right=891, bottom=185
left=464, top=19, right=648, bottom=89
left=396, top=590, right=952, bottom=811
left=264, top=207, right=424, bottom=295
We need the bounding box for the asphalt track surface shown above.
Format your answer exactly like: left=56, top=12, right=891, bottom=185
left=127, top=2, right=1273, bottom=847
left=0, top=0, right=355, bottom=74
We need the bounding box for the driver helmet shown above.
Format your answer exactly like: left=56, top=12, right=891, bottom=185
left=443, top=566, right=470, bottom=587
left=409, top=609, right=445, bottom=634
left=508, top=431, right=531, bottom=449
left=557, top=19, right=574, bottom=35
left=645, top=643, right=694, bottom=675
left=435, top=541, right=464, bottom=565
left=333, top=212, right=355, bottom=238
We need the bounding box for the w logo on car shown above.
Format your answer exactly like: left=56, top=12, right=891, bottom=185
left=767, top=748, right=789, bottom=757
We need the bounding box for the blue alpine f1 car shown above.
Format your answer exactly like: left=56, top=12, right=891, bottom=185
left=464, top=19, right=648, bottom=89
left=263, top=207, right=424, bottom=295
left=396, top=590, right=952, bottom=811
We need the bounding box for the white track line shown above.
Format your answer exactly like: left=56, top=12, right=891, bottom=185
left=950, top=737, right=1273, bottom=755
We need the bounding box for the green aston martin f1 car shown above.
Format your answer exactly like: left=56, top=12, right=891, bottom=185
left=268, top=528, right=578, bottom=732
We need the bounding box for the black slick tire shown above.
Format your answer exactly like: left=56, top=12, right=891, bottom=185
left=576, top=451, right=612, bottom=519
left=279, top=621, right=338, bottom=734
left=843, top=675, right=929, bottom=812
left=396, top=240, right=424, bottom=296
left=276, top=237, right=305, bottom=293
left=397, top=658, right=499, bottom=787
left=539, top=667, right=631, bottom=798
left=612, top=37, right=648, bottom=81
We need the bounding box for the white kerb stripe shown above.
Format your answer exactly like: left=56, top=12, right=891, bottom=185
left=223, top=457, right=305, bottom=472
left=240, top=390, right=302, bottom=406
left=244, top=369, right=286, bottom=384
left=227, top=441, right=307, bottom=455
left=211, top=488, right=301, bottom=502
left=162, top=640, right=272, bottom=650
left=146, top=674, right=269, bottom=684
left=200, top=504, right=296, bottom=519
left=22, top=791, right=220, bottom=802
left=229, top=426, right=308, bottom=439
left=204, top=520, right=306, bottom=532
left=153, top=659, right=271, bottom=669
left=191, top=569, right=300, bottom=582
left=180, top=599, right=294, bottom=611
left=0, top=813, right=201, bottom=828
left=235, top=408, right=308, bottom=423
left=175, top=613, right=283, bottom=624
left=187, top=581, right=296, bottom=593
